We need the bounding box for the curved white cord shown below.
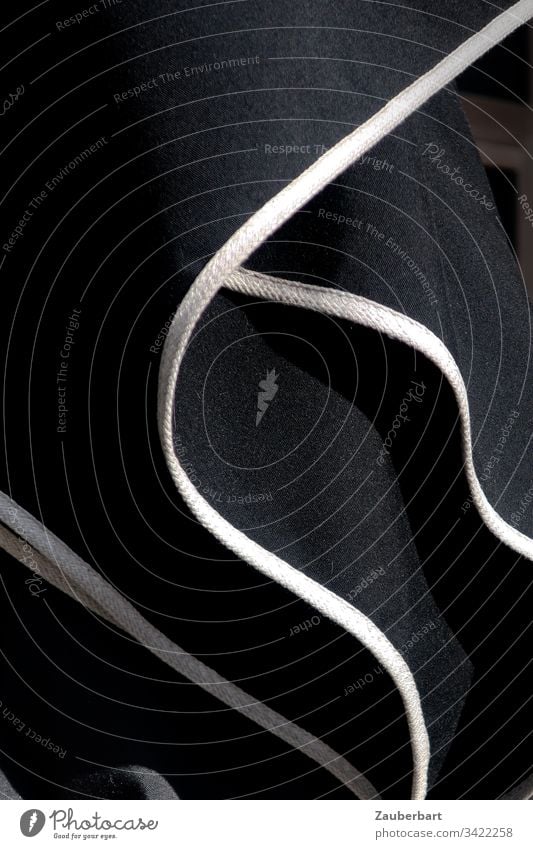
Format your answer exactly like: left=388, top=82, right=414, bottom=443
left=228, top=268, right=533, bottom=563
left=0, top=493, right=378, bottom=799
left=159, top=0, right=533, bottom=433
left=0, top=0, right=528, bottom=803
left=157, top=0, right=533, bottom=800
left=158, top=0, right=533, bottom=801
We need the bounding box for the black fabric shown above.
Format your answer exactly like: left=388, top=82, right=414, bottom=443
left=0, top=0, right=531, bottom=800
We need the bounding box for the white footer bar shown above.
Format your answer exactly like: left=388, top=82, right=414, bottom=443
left=2, top=800, right=532, bottom=848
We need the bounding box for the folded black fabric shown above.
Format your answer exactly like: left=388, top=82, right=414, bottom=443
left=0, top=0, right=531, bottom=800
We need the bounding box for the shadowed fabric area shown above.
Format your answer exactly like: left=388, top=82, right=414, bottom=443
left=0, top=0, right=531, bottom=799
